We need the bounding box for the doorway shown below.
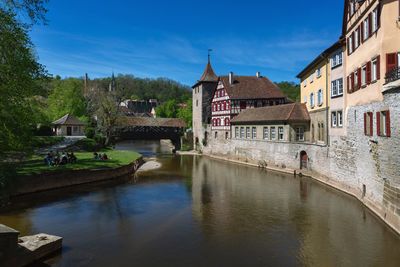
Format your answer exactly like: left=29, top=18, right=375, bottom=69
left=300, top=151, right=308, bottom=169
left=67, top=126, right=72, bottom=136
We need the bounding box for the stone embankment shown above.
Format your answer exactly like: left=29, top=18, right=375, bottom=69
left=7, top=157, right=144, bottom=198
left=0, top=224, right=62, bottom=267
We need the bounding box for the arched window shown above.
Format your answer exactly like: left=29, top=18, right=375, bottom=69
left=225, top=118, right=230, bottom=126
left=218, top=103, right=221, bottom=111
left=217, top=118, right=221, bottom=126
left=212, top=119, right=216, bottom=126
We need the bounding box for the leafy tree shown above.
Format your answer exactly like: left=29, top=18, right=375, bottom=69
left=1, top=0, right=48, bottom=25
left=0, top=10, right=47, bottom=156
left=276, top=81, right=300, bottom=102
left=177, top=98, right=192, bottom=127
left=47, top=78, right=87, bottom=121
left=156, top=100, right=178, bottom=118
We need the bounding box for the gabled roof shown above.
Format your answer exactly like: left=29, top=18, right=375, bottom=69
left=122, top=117, right=186, bottom=128
left=52, top=114, right=86, bottom=126
left=192, top=60, right=218, bottom=88
left=231, top=103, right=310, bottom=124
left=220, top=76, right=286, bottom=100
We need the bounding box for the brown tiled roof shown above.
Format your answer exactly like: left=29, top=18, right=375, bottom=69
left=193, top=61, right=218, bottom=88
left=220, top=76, right=286, bottom=100
left=52, top=114, right=85, bottom=126
left=231, top=103, right=310, bottom=124
left=122, top=117, right=186, bottom=128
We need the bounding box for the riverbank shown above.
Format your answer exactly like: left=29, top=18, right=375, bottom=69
left=202, top=152, right=400, bottom=236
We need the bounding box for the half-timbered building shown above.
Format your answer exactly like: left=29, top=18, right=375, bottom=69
left=211, top=72, right=288, bottom=139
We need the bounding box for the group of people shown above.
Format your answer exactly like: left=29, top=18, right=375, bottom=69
left=44, top=151, right=77, bottom=166
left=93, top=152, right=109, bottom=161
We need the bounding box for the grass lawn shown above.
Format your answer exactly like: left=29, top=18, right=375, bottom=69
left=17, top=149, right=141, bottom=176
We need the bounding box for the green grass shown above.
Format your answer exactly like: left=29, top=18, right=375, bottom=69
left=17, top=149, right=141, bottom=176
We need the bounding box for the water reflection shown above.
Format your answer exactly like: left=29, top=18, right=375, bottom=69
left=0, top=141, right=399, bottom=267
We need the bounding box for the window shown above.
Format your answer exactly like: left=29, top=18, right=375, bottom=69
left=332, top=112, right=337, bottom=127
left=316, top=68, right=321, bottom=78
left=354, top=70, right=359, bottom=89
left=332, top=52, right=343, bottom=68
left=355, top=27, right=360, bottom=49
left=309, top=74, right=314, bottom=83
left=303, top=80, right=307, bottom=87
left=214, top=131, right=218, bottom=139
left=331, top=80, right=338, bottom=97
left=348, top=35, right=353, bottom=54
left=386, top=52, right=399, bottom=73
left=252, top=127, right=257, bottom=139
left=296, top=127, right=305, bottom=141
left=377, top=110, right=391, bottom=137
left=363, top=17, right=369, bottom=40
left=364, top=112, right=373, bottom=136
left=73, top=126, right=79, bottom=133
left=225, top=118, right=230, bottom=126
left=246, top=127, right=250, bottom=139
left=303, top=96, right=307, bottom=104
left=372, top=58, right=378, bottom=81
left=225, top=132, right=229, bottom=140
left=361, top=64, right=367, bottom=86
left=338, top=78, right=343, bottom=95
left=349, top=0, right=355, bottom=16
left=270, top=127, right=276, bottom=140
left=338, top=111, right=343, bottom=127
left=196, top=100, right=198, bottom=107
left=240, top=127, right=245, bottom=138
left=217, top=103, right=221, bottom=111
left=372, top=8, right=379, bottom=33
left=235, top=127, right=239, bottom=138
left=278, top=127, right=284, bottom=141
left=317, top=89, right=323, bottom=106
left=310, top=93, right=315, bottom=108
left=263, top=127, right=269, bottom=140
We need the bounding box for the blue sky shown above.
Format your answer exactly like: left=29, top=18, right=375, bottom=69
left=30, top=0, right=345, bottom=86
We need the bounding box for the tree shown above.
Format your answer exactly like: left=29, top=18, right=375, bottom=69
left=276, top=81, right=300, bottom=102
left=156, top=100, right=178, bottom=118
left=1, top=0, right=48, bottom=25
left=177, top=98, right=192, bottom=127
left=0, top=10, right=47, bottom=156
left=47, top=78, right=87, bottom=121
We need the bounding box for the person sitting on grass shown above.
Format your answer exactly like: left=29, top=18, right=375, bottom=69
left=59, top=152, right=68, bottom=165
left=68, top=152, right=77, bottom=164
left=101, top=153, right=108, bottom=161
left=44, top=153, right=53, bottom=166
left=93, top=152, right=100, bottom=160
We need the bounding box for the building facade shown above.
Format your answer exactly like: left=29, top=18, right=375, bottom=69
left=192, top=59, right=218, bottom=150
left=211, top=72, right=288, bottom=140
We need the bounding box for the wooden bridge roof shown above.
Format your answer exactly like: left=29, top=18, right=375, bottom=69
left=121, top=117, right=187, bottom=128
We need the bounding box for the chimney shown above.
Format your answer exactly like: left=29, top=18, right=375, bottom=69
left=229, top=72, right=234, bottom=85
left=256, top=71, right=261, bottom=78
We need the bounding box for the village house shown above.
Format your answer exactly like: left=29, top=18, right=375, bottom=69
left=52, top=114, right=85, bottom=136
left=211, top=72, right=288, bottom=140
left=231, top=103, right=311, bottom=143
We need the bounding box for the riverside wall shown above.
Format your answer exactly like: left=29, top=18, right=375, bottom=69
left=203, top=89, right=400, bottom=234
left=8, top=157, right=144, bottom=197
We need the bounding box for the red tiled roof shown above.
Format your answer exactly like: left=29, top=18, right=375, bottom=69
left=220, top=76, right=286, bottom=100
left=231, top=103, right=310, bottom=124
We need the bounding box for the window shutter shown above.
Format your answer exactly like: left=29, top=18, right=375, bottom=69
left=376, top=112, right=381, bottom=136
left=347, top=38, right=350, bottom=55
left=351, top=72, right=355, bottom=92
left=347, top=76, right=350, bottom=93
left=377, top=55, right=381, bottom=79
left=361, top=22, right=365, bottom=43
left=352, top=32, right=355, bottom=52
left=357, top=68, right=362, bottom=90
left=386, top=53, right=398, bottom=72
left=369, top=112, right=373, bottom=136
left=366, top=61, right=372, bottom=84
left=377, top=4, right=381, bottom=29
left=386, top=110, right=391, bottom=137
left=364, top=113, right=367, bottom=135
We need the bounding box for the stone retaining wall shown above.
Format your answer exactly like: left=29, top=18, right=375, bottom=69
left=9, top=157, right=144, bottom=197
left=203, top=89, right=400, bottom=234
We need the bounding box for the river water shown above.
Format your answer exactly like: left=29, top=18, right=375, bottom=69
left=1, top=140, right=399, bottom=266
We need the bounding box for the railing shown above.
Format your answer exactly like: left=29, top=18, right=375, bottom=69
left=385, top=66, right=400, bottom=84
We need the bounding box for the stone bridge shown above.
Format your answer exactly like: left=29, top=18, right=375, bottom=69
left=114, top=117, right=187, bottom=150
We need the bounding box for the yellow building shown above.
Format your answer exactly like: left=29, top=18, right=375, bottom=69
left=297, top=43, right=343, bottom=144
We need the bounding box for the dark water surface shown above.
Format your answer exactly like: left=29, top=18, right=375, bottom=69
left=1, top=140, right=399, bottom=266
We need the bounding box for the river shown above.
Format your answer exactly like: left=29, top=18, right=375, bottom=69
left=1, top=140, right=399, bottom=266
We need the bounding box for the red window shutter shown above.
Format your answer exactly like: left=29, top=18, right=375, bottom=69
left=347, top=38, right=350, bottom=55
left=377, top=4, right=381, bottom=29
left=347, top=76, right=350, bottom=93
left=376, top=112, right=381, bottom=136
left=357, top=68, right=362, bottom=89
left=369, top=112, right=373, bottom=136
left=366, top=61, right=372, bottom=84
left=386, top=53, right=398, bottom=72
left=352, top=32, right=355, bottom=52
left=364, top=113, right=367, bottom=135
left=386, top=110, right=391, bottom=137
left=361, top=22, right=365, bottom=43
left=377, top=55, right=381, bottom=79
left=351, top=72, right=355, bottom=92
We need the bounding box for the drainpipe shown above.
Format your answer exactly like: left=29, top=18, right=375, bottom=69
left=325, top=57, right=330, bottom=146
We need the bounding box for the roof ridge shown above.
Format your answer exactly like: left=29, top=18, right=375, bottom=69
left=287, top=103, right=296, bottom=120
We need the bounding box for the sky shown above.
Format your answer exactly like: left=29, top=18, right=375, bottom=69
left=30, top=0, right=345, bottom=86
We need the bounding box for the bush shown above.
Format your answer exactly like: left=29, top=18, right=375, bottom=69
left=85, top=127, right=95, bottom=139
left=93, top=134, right=106, bottom=146
left=73, top=138, right=99, bottom=152
left=31, top=136, right=65, bottom=148
left=34, top=125, right=53, bottom=136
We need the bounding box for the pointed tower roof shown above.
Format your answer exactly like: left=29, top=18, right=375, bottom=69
left=193, top=55, right=218, bottom=88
